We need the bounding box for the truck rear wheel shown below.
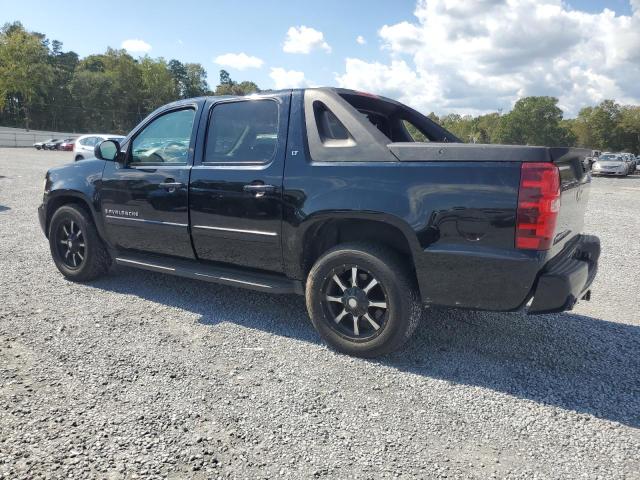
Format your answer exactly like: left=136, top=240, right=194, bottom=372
left=48, top=204, right=112, bottom=281
left=306, top=243, right=422, bottom=357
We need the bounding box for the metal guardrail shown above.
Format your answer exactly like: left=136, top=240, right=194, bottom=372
left=0, top=127, right=77, bottom=148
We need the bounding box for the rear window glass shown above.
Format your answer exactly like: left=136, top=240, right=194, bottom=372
left=205, top=100, right=279, bottom=163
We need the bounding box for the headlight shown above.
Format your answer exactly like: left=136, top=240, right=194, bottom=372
left=592, top=162, right=600, bottom=169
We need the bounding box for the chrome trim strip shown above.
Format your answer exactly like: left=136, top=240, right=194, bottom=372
left=192, top=225, right=278, bottom=236
left=116, top=258, right=176, bottom=272
left=105, top=215, right=187, bottom=227
left=193, top=272, right=272, bottom=289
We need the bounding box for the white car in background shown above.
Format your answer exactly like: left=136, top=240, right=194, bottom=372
left=74, top=134, right=125, bottom=161
left=591, top=153, right=629, bottom=176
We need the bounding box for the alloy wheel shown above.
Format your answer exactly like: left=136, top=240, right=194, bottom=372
left=321, top=265, right=389, bottom=340
left=54, top=219, right=86, bottom=269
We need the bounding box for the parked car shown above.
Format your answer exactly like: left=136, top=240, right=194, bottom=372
left=621, top=153, right=637, bottom=174
left=38, top=88, right=600, bottom=357
left=34, top=138, right=59, bottom=150
left=43, top=139, right=61, bottom=150
left=44, top=137, right=75, bottom=151
left=74, top=134, right=126, bottom=161
left=58, top=138, right=76, bottom=151
left=591, top=153, right=629, bottom=176
left=33, top=138, right=57, bottom=150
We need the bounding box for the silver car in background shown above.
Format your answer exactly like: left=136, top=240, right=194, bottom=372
left=591, top=153, right=629, bottom=176
left=74, top=134, right=125, bottom=161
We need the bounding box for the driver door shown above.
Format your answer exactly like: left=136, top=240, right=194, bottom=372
left=99, top=105, right=201, bottom=259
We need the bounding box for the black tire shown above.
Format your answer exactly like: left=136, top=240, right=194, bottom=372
left=75, top=155, right=83, bottom=162
left=306, top=242, right=422, bottom=357
left=35, top=146, right=41, bottom=150
left=48, top=204, right=112, bottom=281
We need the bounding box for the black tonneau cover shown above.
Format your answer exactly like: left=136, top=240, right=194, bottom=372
left=388, top=142, right=591, bottom=164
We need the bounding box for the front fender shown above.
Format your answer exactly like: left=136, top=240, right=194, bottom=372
left=42, top=159, right=107, bottom=239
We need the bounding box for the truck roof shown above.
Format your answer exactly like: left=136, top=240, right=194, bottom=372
left=168, top=87, right=404, bottom=106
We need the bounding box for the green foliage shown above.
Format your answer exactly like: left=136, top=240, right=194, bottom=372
left=569, top=100, right=626, bottom=152
left=0, top=22, right=214, bottom=133
left=618, top=106, right=640, bottom=154
left=0, top=22, right=53, bottom=128
left=494, top=97, right=572, bottom=146
left=213, top=70, right=260, bottom=96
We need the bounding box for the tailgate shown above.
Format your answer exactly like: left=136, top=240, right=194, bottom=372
left=548, top=147, right=592, bottom=255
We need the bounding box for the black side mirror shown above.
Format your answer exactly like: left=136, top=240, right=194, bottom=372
left=95, top=140, right=121, bottom=161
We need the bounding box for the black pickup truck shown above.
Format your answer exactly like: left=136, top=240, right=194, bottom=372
left=38, top=88, right=600, bottom=357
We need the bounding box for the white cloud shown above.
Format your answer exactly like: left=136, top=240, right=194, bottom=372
left=336, top=0, right=640, bottom=116
left=214, top=52, right=264, bottom=70
left=283, top=26, right=331, bottom=54
left=269, top=67, right=310, bottom=89
left=356, top=35, right=366, bottom=45
left=120, top=39, right=151, bottom=53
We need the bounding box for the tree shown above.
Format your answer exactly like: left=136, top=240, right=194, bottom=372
left=571, top=100, right=624, bottom=151
left=69, top=69, right=116, bottom=131
left=213, top=70, right=259, bottom=96
left=184, top=63, right=209, bottom=97
left=139, top=56, right=176, bottom=112
left=495, top=96, right=573, bottom=146
left=0, top=22, right=53, bottom=128
left=219, top=69, right=232, bottom=85
left=618, top=106, right=640, bottom=154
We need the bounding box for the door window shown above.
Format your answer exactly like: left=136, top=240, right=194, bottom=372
left=131, top=108, right=196, bottom=164
left=205, top=100, right=279, bottom=164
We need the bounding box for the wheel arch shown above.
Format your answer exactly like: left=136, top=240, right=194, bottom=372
left=45, top=191, right=99, bottom=238
left=294, top=213, right=423, bottom=295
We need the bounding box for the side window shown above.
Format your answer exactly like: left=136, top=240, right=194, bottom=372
left=205, top=100, right=278, bottom=163
left=131, top=108, right=196, bottom=164
left=402, top=120, right=429, bottom=142
left=314, top=101, right=351, bottom=143
left=80, top=137, right=94, bottom=146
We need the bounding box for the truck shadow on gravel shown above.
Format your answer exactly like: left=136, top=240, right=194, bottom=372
left=94, top=267, right=640, bottom=429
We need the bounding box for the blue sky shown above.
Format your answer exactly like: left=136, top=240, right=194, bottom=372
left=2, top=0, right=638, bottom=115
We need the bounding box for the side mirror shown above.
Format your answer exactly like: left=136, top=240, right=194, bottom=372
left=95, top=140, right=121, bottom=161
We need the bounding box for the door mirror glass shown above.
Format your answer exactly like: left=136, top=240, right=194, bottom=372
left=95, top=140, right=120, bottom=161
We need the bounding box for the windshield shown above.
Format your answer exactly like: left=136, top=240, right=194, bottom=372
left=598, top=154, right=619, bottom=161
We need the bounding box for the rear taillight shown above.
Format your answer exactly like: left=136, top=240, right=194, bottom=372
left=516, top=162, right=560, bottom=250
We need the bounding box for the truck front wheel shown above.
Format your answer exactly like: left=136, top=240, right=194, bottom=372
left=48, top=204, right=112, bottom=281
left=306, top=243, right=422, bottom=357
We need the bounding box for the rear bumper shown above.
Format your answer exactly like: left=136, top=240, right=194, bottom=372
left=527, top=234, right=600, bottom=314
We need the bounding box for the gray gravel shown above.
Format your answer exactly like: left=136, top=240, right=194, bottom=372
left=0, top=148, right=639, bottom=479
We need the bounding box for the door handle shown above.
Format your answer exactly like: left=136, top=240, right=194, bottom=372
left=243, top=184, right=276, bottom=197
left=159, top=180, right=183, bottom=192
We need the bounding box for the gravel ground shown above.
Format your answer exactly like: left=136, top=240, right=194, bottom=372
left=0, top=148, right=639, bottom=479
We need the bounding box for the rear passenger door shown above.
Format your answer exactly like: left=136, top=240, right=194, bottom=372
left=189, top=93, right=290, bottom=273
